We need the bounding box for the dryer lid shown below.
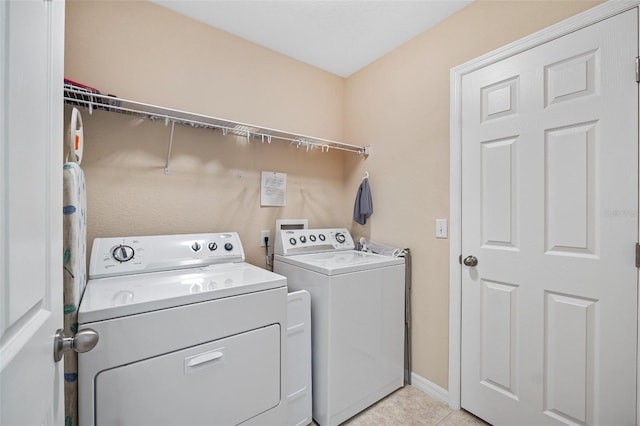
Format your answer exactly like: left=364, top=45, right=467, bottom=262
left=79, top=262, right=286, bottom=323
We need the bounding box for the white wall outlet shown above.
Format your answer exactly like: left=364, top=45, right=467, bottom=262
left=260, top=230, right=271, bottom=247
left=435, top=219, right=448, bottom=239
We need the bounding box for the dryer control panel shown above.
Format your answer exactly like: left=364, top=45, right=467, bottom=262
left=274, top=228, right=355, bottom=256
left=89, top=232, right=245, bottom=279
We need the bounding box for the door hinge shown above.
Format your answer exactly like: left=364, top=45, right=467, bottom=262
left=459, top=254, right=462, bottom=265
left=635, top=57, right=639, bottom=83
left=636, top=243, right=640, bottom=267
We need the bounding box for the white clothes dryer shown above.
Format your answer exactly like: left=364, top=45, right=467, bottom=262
left=77, top=232, right=287, bottom=426
left=274, top=228, right=405, bottom=426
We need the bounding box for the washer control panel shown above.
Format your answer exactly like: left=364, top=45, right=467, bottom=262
left=274, top=228, right=355, bottom=256
left=89, top=232, right=244, bottom=279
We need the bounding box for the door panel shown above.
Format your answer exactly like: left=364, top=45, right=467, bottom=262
left=480, top=279, right=518, bottom=398
left=481, top=137, right=518, bottom=249
left=544, top=122, right=596, bottom=256
left=544, top=292, right=595, bottom=424
left=461, top=8, right=638, bottom=425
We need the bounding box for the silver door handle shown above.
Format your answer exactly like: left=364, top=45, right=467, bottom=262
left=53, top=328, right=99, bottom=362
left=463, top=255, right=478, bottom=267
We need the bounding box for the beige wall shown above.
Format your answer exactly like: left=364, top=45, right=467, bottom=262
left=65, top=0, right=352, bottom=266
left=344, top=0, right=602, bottom=389
left=66, top=0, right=603, bottom=392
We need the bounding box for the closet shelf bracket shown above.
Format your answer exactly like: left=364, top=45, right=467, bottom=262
left=164, top=121, right=175, bottom=175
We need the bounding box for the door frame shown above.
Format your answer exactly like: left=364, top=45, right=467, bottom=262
left=448, top=0, right=640, bottom=414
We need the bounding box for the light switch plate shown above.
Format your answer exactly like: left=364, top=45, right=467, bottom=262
left=435, top=219, right=448, bottom=239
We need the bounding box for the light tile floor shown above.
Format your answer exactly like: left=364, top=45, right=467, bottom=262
left=313, top=385, right=490, bottom=426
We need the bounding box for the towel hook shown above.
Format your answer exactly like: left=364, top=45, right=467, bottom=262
left=363, top=171, right=369, bottom=180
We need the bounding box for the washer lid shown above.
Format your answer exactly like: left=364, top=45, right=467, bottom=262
left=79, top=262, right=286, bottom=323
left=276, top=250, right=404, bottom=275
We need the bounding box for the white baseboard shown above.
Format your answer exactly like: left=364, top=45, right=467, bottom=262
left=410, top=372, right=449, bottom=404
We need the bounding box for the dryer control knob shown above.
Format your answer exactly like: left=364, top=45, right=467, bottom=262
left=335, top=233, right=346, bottom=243
left=300, top=236, right=307, bottom=243
left=289, top=238, right=297, bottom=246
left=309, top=235, right=316, bottom=242
left=191, top=242, right=202, bottom=252
left=318, top=234, right=325, bottom=241
left=208, top=242, right=217, bottom=251
left=112, top=245, right=134, bottom=262
left=224, top=243, right=233, bottom=251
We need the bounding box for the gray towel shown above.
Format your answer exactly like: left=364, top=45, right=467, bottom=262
left=353, top=177, right=373, bottom=225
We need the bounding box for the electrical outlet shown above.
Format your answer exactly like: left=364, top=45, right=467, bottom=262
left=260, top=230, right=271, bottom=247
left=435, top=219, right=448, bottom=239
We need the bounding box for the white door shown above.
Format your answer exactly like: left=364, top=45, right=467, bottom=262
left=0, top=1, right=65, bottom=425
left=461, top=8, right=638, bottom=425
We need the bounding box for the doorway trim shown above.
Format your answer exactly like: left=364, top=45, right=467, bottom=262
left=448, top=0, right=640, bottom=412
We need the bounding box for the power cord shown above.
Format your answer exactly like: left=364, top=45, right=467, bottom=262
left=264, top=236, right=273, bottom=271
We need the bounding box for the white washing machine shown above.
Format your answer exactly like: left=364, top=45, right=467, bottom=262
left=274, top=228, right=405, bottom=426
left=77, top=232, right=287, bottom=426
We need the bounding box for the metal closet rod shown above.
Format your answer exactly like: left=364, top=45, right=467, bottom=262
left=63, top=86, right=371, bottom=173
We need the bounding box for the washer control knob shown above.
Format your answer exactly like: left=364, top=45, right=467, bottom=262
left=224, top=243, right=233, bottom=251
left=335, top=233, right=346, bottom=243
left=208, top=242, right=217, bottom=251
left=112, top=245, right=134, bottom=262
left=309, top=235, right=316, bottom=242
left=318, top=234, right=326, bottom=241
left=191, top=242, right=202, bottom=252
left=300, top=236, right=307, bottom=243
left=289, top=238, right=297, bottom=245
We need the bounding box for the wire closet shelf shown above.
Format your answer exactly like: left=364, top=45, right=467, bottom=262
left=64, top=84, right=370, bottom=173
